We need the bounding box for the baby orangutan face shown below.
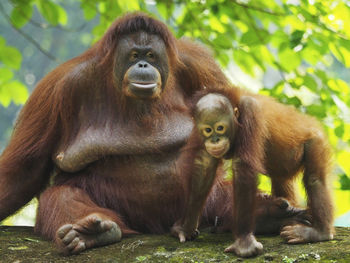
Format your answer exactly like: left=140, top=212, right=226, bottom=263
left=195, top=93, right=237, bottom=159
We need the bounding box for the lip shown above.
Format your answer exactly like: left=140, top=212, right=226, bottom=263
left=208, top=147, right=225, bottom=158
left=130, top=82, right=157, bottom=89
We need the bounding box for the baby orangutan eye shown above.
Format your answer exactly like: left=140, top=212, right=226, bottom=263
left=215, top=123, right=227, bottom=134
left=202, top=126, right=213, bottom=137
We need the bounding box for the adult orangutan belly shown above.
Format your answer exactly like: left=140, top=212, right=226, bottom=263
left=83, top=151, right=185, bottom=233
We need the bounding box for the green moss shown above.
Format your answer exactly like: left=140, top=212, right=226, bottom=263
left=1, top=226, right=350, bottom=262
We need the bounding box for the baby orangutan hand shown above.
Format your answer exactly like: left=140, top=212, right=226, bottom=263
left=171, top=221, right=200, bottom=243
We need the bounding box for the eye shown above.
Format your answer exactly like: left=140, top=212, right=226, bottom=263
left=215, top=123, right=227, bottom=134
left=146, top=51, right=155, bottom=61
left=202, top=126, right=213, bottom=137
left=130, top=51, right=138, bottom=60
left=146, top=51, right=154, bottom=58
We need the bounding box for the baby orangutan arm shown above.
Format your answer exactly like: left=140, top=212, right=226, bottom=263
left=172, top=147, right=219, bottom=242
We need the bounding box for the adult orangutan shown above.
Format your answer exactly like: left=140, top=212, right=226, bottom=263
left=0, top=13, right=304, bottom=255
left=176, top=89, right=333, bottom=257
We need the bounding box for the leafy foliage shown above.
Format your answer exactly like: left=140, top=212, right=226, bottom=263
left=0, top=1, right=349, bottom=189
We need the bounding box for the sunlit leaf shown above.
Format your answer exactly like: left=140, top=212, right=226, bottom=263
left=278, top=47, right=301, bottom=72
left=6, top=80, right=29, bottom=105
left=209, top=16, right=226, bottom=33
left=117, top=0, right=139, bottom=11
left=56, top=4, right=68, bottom=25
left=0, top=68, right=14, bottom=85
left=0, top=85, right=11, bottom=107
left=338, top=151, right=350, bottom=181
left=0, top=46, right=22, bottom=70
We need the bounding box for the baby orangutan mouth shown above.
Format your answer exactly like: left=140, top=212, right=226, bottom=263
left=205, top=138, right=230, bottom=158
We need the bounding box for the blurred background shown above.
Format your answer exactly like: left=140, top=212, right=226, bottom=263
left=0, top=0, right=349, bottom=227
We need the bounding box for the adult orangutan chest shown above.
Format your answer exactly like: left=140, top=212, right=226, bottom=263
left=54, top=111, right=194, bottom=173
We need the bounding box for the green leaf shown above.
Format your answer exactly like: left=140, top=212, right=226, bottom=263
left=278, top=48, right=301, bottom=72
left=306, top=104, right=327, bottom=118
left=212, top=33, right=233, bottom=49
left=0, top=68, right=14, bottom=85
left=285, top=96, right=302, bottom=107
left=157, top=2, right=174, bottom=20
left=36, top=0, right=62, bottom=25
left=303, top=74, right=318, bottom=92
left=0, top=85, right=11, bottom=107
left=329, top=42, right=350, bottom=67
left=217, top=52, right=230, bottom=67
left=328, top=79, right=350, bottom=94
left=56, top=4, right=67, bottom=25
left=241, top=29, right=269, bottom=46
left=6, top=80, right=29, bottom=105
left=289, top=30, right=304, bottom=49
left=233, top=49, right=256, bottom=76
left=335, top=123, right=345, bottom=138
left=0, top=36, right=6, bottom=47
left=209, top=16, right=226, bottom=33
left=81, top=1, right=97, bottom=20
left=10, top=4, right=33, bottom=28
left=339, top=174, right=350, bottom=190
left=117, top=0, right=139, bottom=11
left=0, top=46, right=22, bottom=70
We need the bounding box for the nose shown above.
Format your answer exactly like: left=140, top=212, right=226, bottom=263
left=211, top=136, right=220, bottom=143
left=137, top=62, right=148, bottom=68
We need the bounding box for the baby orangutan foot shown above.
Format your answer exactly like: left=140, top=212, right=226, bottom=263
left=56, top=213, right=122, bottom=255
left=281, top=224, right=333, bottom=244
left=225, top=233, right=263, bottom=258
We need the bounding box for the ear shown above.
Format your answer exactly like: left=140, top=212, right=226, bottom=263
left=234, top=107, right=239, bottom=118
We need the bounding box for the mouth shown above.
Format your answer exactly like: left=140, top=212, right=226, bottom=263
left=205, top=140, right=230, bottom=159
left=208, top=148, right=226, bottom=158
left=130, top=82, right=158, bottom=89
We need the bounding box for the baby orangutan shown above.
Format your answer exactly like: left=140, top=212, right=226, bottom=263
left=174, top=91, right=334, bottom=257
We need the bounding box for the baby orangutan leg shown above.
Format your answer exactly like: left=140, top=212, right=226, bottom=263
left=56, top=213, right=122, bottom=255
left=281, top=136, right=334, bottom=243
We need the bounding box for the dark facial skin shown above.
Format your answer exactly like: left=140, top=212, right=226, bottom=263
left=115, top=32, right=169, bottom=99
left=195, top=94, right=237, bottom=158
